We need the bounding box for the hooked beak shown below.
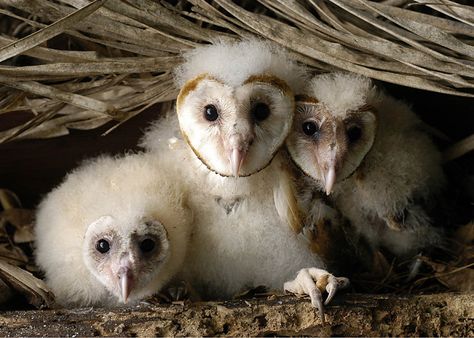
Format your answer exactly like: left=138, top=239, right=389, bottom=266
left=322, top=146, right=338, bottom=195
left=324, top=165, right=336, bottom=195
left=230, top=147, right=246, bottom=177
left=118, top=265, right=134, bottom=303
left=227, top=133, right=252, bottom=177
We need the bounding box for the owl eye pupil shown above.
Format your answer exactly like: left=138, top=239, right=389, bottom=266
left=96, top=239, right=110, bottom=254
left=139, top=238, right=155, bottom=253
left=302, top=121, right=319, bottom=136
left=347, top=126, right=362, bottom=143
left=204, top=104, right=219, bottom=121
left=252, top=102, right=270, bottom=121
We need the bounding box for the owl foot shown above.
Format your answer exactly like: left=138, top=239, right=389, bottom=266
left=167, top=283, right=188, bottom=301
left=147, top=281, right=192, bottom=304
left=284, top=268, right=349, bottom=322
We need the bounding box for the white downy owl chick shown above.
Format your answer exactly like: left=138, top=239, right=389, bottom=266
left=141, top=39, right=348, bottom=316
left=286, top=72, right=445, bottom=259
left=35, top=153, right=192, bottom=307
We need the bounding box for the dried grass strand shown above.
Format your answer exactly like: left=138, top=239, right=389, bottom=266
left=0, top=0, right=107, bottom=63
left=443, top=134, right=474, bottom=162
left=0, top=0, right=472, bottom=143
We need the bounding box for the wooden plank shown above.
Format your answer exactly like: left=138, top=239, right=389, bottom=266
left=0, top=293, right=472, bottom=336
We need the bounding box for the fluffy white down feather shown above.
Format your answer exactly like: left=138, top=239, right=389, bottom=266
left=307, top=73, right=381, bottom=118
left=141, top=113, right=324, bottom=299
left=174, top=38, right=307, bottom=92
left=35, top=153, right=192, bottom=307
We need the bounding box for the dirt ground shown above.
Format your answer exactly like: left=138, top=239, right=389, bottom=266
left=0, top=293, right=472, bottom=337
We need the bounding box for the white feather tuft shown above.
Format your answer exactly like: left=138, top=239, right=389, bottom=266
left=307, top=72, right=379, bottom=117
left=174, top=38, right=307, bottom=92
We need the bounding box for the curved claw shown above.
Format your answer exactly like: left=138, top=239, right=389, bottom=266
left=338, top=277, right=350, bottom=289
left=325, top=277, right=350, bottom=305
left=284, top=267, right=350, bottom=322
left=309, top=288, right=324, bottom=321
left=324, top=280, right=337, bottom=306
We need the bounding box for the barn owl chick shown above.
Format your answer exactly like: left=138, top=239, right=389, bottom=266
left=171, top=38, right=306, bottom=178
left=35, top=153, right=192, bottom=307
left=287, top=72, right=445, bottom=258
left=141, top=39, right=348, bottom=316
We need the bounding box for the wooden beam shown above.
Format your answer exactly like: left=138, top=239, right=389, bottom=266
left=0, top=293, right=472, bottom=336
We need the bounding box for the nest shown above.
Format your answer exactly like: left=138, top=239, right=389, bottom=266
left=0, top=0, right=473, bottom=153
left=0, top=0, right=473, bottom=309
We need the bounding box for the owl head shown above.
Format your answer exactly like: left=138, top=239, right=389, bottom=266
left=175, top=38, right=306, bottom=177
left=82, top=215, right=170, bottom=304
left=286, top=73, right=379, bottom=194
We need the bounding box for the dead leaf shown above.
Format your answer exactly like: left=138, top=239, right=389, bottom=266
left=0, top=278, right=13, bottom=305
left=13, top=225, right=35, bottom=244
left=0, top=207, right=35, bottom=244
left=0, top=189, right=21, bottom=210
left=0, top=260, right=55, bottom=309
left=0, top=210, right=35, bottom=246
left=1, top=208, right=34, bottom=228
left=423, top=259, right=474, bottom=292
left=0, top=243, right=29, bottom=266
left=453, top=222, right=474, bottom=246
left=452, top=222, right=474, bottom=264
left=371, top=250, right=392, bottom=280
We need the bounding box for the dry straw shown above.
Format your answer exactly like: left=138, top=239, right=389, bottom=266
left=0, top=0, right=473, bottom=157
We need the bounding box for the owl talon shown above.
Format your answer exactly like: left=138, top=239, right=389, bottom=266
left=325, top=276, right=350, bottom=305
left=325, top=279, right=337, bottom=305
left=309, top=288, right=324, bottom=321
left=284, top=267, right=349, bottom=321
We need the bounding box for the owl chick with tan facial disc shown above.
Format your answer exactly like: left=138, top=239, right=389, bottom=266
left=142, top=39, right=349, bottom=316
left=287, top=72, right=445, bottom=258
left=174, top=43, right=297, bottom=178
left=35, top=153, right=192, bottom=307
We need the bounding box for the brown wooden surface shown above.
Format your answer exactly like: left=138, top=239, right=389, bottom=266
left=0, top=293, right=472, bottom=337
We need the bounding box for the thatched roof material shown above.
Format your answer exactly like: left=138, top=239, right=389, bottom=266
left=0, top=0, right=473, bottom=147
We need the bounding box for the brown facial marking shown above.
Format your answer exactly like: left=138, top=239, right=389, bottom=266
left=244, top=74, right=292, bottom=96
left=353, top=104, right=375, bottom=113
left=295, top=94, right=319, bottom=105
left=177, top=73, right=220, bottom=109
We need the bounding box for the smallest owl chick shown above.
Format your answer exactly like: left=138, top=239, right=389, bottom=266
left=35, top=153, right=192, bottom=307
left=287, top=72, right=445, bottom=258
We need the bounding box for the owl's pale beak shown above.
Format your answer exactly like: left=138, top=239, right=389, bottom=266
left=323, top=145, right=338, bottom=195
left=324, top=165, right=336, bottom=195
left=230, top=147, right=246, bottom=177
left=117, top=263, right=134, bottom=303
left=227, top=133, right=252, bottom=177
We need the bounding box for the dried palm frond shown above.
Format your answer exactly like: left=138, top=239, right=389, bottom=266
left=0, top=0, right=473, bottom=149
left=0, top=189, right=54, bottom=308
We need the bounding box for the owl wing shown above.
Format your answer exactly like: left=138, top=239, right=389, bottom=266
left=272, top=151, right=304, bottom=234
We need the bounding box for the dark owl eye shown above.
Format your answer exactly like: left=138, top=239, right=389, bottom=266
left=252, top=102, right=270, bottom=121
left=139, top=238, right=155, bottom=253
left=347, top=126, right=362, bottom=143
left=96, top=239, right=110, bottom=254
left=302, top=121, right=319, bottom=136
left=204, top=104, right=218, bottom=121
